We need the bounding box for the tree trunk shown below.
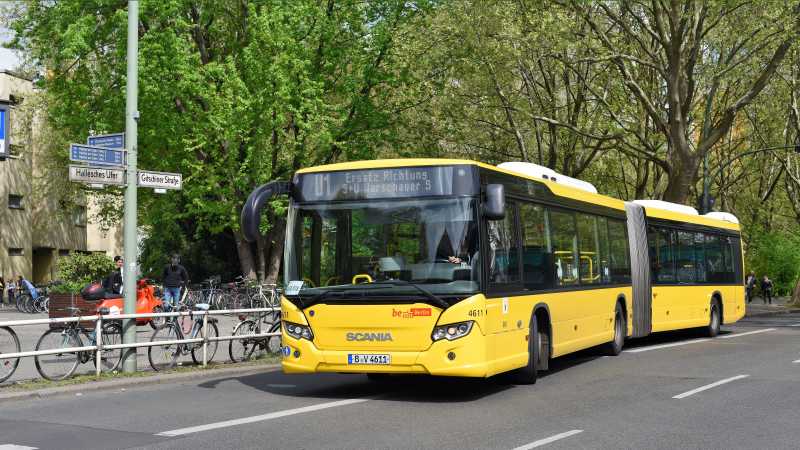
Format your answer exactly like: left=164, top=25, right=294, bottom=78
left=661, top=153, right=699, bottom=204
left=234, top=230, right=257, bottom=280
left=792, top=277, right=800, bottom=306
left=256, top=235, right=267, bottom=282
left=264, top=218, right=286, bottom=285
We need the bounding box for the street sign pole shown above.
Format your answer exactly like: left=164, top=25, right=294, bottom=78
left=122, top=0, right=138, bottom=373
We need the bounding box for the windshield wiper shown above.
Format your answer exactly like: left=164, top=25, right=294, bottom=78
left=370, top=280, right=450, bottom=309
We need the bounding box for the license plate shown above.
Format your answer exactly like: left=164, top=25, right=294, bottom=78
left=348, top=354, right=391, bottom=365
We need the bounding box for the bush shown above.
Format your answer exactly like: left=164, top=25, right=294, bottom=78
left=746, top=232, right=800, bottom=297
left=53, top=252, right=115, bottom=294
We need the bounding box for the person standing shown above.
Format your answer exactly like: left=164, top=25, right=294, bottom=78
left=162, top=254, right=189, bottom=309
left=761, top=275, right=774, bottom=305
left=745, top=272, right=757, bottom=303
left=7, top=277, right=16, bottom=307
left=0, top=276, right=5, bottom=308
left=103, top=256, right=124, bottom=297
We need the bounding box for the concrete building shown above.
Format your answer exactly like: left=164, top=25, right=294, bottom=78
left=0, top=70, right=121, bottom=283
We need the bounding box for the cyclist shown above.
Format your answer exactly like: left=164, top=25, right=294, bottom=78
left=162, top=254, right=189, bottom=309
left=18, top=275, right=38, bottom=301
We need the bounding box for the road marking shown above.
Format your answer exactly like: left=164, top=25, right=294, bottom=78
left=672, top=375, right=749, bottom=399
left=793, top=360, right=800, bottom=364
left=718, top=328, right=776, bottom=339
left=624, top=339, right=709, bottom=353
left=512, top=430, right=584, bottom=450
left=0, top=445, right=38, bottom=450
left=156, top=398, right=370, bottom=437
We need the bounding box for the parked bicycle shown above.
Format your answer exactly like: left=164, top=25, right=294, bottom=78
left=0, top=326, right=21, bottom=383
left=15, top=283, right=52, bottom=314
left=229, top=284, right=282, bottom=362
left=33, top=307, right=123, bottom=381
left=148, top=303, right=219, bottom=371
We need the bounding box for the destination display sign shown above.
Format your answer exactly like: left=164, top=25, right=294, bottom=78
left=70, top=143, right=125, bottom=166
left=87, top=133, right=125, bottom=149
left=295, top=165, right=477, bottom=202
left=137, top=170, right=182, bottom=190
left=69, top=165, right=126, bottom=186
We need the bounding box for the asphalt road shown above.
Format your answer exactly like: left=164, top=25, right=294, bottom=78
left=1, top=312, right=799, bottom=450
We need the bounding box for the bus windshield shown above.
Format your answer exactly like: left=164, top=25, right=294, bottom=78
left=284, top=197, right=480, bottom=298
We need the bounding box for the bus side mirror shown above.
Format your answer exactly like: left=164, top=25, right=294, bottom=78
left=484, top=184, right=505, bottom=220
left=240, top=181, right=292, bottom=243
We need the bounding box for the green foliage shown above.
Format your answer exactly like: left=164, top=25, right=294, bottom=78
left=53, top=252, right=115, bottom=294
left=747, top=232, right=800, bottom=296
left=4, top=0, right=433, bottom=280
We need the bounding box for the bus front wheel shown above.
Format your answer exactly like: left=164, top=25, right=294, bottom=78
left=510, top=317, right=542, bottom=385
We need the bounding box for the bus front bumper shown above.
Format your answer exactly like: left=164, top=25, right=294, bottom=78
left=281, top=329, right=491, bottom=378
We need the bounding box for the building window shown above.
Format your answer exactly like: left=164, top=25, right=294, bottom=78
left=8, top=248, right=24, bottom=256
left=72, top=206, right=87, bottom=227
left=8, top=194, right=23, bottom=209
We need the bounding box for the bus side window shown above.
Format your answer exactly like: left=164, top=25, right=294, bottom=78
left=486, top=203, right=520, bottom=287
left=695, top=233, right=707, bottom=282
left=519, top=203, right=553, bottom=290
left=549, top=209, right=578, bottom=286
left=649, top=226, right=676, bottom=283
left=608, top=219, right=630, bottom=284
left=676, top=231, right=696, bottom=284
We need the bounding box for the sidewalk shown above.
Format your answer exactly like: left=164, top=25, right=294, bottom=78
left=0, top=306, right=244, bottom=386
left=745, top=296, right=800, bottom=317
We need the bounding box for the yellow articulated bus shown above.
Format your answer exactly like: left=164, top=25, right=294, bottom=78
left=240, top=159, right=745, bottom=383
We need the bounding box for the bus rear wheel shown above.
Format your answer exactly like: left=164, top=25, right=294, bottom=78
left=510, top=317, right=542, bottom=385
left=705, top=300, right=721, bottom=337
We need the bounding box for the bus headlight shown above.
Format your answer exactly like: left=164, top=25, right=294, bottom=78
left=283, top=322, right=314, bottom=341
left=432, top=321, right=474, bottom=341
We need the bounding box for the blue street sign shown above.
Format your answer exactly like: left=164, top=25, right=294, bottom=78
left=87, top=132, right=125, bottom=149
left=0, top=104, right=8, bottom=159
left=70, top=143, right=126, bottom=166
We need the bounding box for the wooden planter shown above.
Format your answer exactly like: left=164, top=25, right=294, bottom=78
left=49, top=293, right=98, bottom=329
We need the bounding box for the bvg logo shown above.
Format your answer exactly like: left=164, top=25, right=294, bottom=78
left=392, top=308, right=432, bottom=319
left=346, top=332, right=393, bottom=341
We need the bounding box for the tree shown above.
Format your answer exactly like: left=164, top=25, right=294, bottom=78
left=569, top=1, right=799, bottom=203
left=5, top=0, right=432, bottom=282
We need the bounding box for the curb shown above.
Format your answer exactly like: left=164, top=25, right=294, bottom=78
left=745, top=307, right=800, bottom=318
left=0, top=362, right=281, bottom=404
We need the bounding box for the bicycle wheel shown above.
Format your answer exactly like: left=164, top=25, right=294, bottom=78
left=148, top=323, right=181, bottom=371
left=21, top=295, right=33, bottom=314
left=149, top=305, right=165, bottom=330
left=34, top=329, right=81, bottom=381
left=229, top=320, right=262, bottom=362
left=34, top=298, right=45, bottom=314
left=0, top=326, right=21, bottom=383
left=94, top=322, right=123, bottom=372
left=191, top=320, right=218, bottom=364
left=266, top=321, right=282, bottom=355
left=15, top=294, right=25, bottom=313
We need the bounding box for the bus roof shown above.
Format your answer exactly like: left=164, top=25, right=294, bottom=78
left=295, top=158, right=739, bottom=231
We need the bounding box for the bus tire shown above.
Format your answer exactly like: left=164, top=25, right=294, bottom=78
left=603, top=302, right=626, bottom=356
left=510, top=316, right=540, bottom=385
left=705, top=299, right=721, bottom=337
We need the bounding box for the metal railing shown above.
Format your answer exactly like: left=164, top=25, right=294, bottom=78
left=0, top=307, right=281, bottom=380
